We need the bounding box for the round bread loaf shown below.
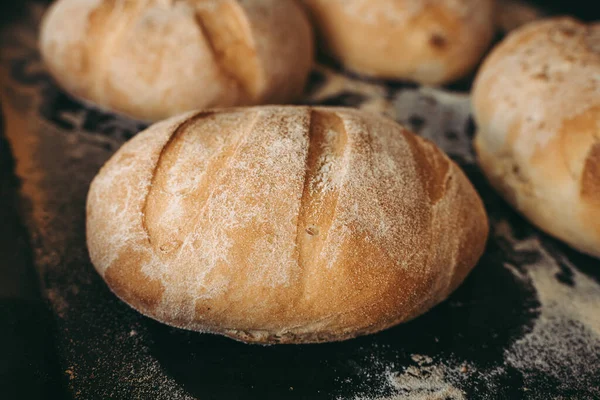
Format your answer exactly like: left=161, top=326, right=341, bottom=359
left=473, top=18, right=600, bottom=258
left=301, top=0, right=496, bottom=85
left=86, top=106, right=488, bottom=343
left=39, top=0, right=313, bottom=122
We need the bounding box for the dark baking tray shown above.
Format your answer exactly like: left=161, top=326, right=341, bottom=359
left=1, top=1, right=600, bottom=399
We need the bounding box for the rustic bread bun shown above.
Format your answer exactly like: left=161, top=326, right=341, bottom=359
left=473, top=18, right=600, bottom=258
left=301, top=0, right=496, bottom=85
left=86, top=106, right=488, bottom=344
left=39, top=0, right=313, bottom=122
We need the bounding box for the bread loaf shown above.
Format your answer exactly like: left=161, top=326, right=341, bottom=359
left=86, top=106, right=488, bottom=343
left=473, top=18, right=600, bottom=258
left=39, top=0, right=314, bottom=122
left=301, top=0, right=496, bottom=85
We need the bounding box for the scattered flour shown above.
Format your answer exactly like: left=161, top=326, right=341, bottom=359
left=498, top=221, right=600, bottom=395
left=386, top=362, right=466, bottom=400
left=351, top=355, right=467, bottom=400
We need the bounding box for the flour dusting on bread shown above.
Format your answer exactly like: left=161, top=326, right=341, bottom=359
left=87, top=106, right=488, bottom=343
left=475, top=18, right=600, bottom=160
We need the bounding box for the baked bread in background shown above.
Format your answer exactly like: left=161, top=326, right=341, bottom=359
left=86, top=106, right=489, bottom=344
left=301, top=0, right=496, bottom=85
left=39, top=0, right=313, bottom=122
left=473, top=18, right=600, bottom=258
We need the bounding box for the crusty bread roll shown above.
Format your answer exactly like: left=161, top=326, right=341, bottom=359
left=301, top=0, right=496, bottom=85
left=39, top=0, right=313, bottom=122
left=86, top=106, right=488, bottom=343
left=473, top=18, right=600, bottom=258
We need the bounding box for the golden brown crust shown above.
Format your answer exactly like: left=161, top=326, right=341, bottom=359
left=581, top=143, right=600, bottom=203
left=104, top=250, right=165, bottom=312
left=301, top=0, right=495, bottom=85
left=86, top=106, right=488, bottom=343
left=473, top=17, right=600, bottom=258
left=581, top=143, right=600, bottom=243
left=40, top=0, right=314, bottom=122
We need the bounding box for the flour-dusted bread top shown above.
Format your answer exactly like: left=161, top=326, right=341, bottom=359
left=473, top=17, right=600, bottom=258
left=86, top=106, right=488, bottom=343
left=39, top=0, right=314, bottom=122
left=301, top=0, right=496, bottom=85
